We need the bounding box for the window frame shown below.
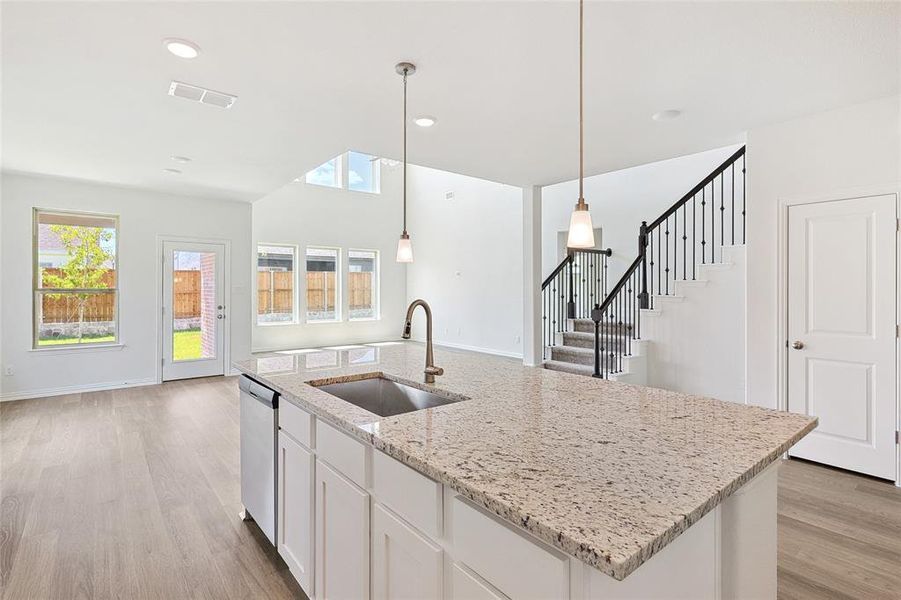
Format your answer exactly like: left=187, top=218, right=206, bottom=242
left=304, top=151, right=382, bottom=195
left=348, top=248, right=380, bottom=321
left=32, top=208, right=120, bottom=349
left=304, top=246, right=342, bottom=324
left=256, top=242, right=299, bottom=326
left=345, top=151, right=381, bottom=195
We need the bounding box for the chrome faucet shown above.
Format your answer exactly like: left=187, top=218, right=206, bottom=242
left=401, top=299, right=444, bottom=384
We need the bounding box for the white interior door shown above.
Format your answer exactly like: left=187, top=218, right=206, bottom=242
left=162, top=240, right=226, bottom=381
left=787, top=194, right=897, bottom=480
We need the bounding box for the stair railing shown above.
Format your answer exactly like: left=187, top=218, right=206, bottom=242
left=541, top=146, right=747, bottom=378
left=639, top=146, right=746, bottom=310
left=541, top=248, right=612, bottom=359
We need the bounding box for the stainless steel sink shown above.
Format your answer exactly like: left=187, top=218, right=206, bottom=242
left=314, top=377, right=466, bottom=417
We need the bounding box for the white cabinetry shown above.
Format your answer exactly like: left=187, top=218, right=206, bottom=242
left=371, top=503, right=443, bottom=600
left=315, top=459, right=371, bottom=600
left=451, top=563, right=509, bottom=600
left=277, top=431, right=314, bottom=593
left=451, top=497, right=569, bottom=600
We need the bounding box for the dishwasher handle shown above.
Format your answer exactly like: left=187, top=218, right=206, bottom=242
left=239, top=375, right=279, bottom=409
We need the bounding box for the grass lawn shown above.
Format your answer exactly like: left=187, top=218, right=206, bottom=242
left=39, top=335, right=115, bottom=346
left=39, top=330, right=203, bottom=361
left=173, top=329, right=202, bottom=361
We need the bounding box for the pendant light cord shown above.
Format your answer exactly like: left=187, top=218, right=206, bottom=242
left=403, top=68, right=408, bottom=235
left=579, top=0, right=584, bottom=204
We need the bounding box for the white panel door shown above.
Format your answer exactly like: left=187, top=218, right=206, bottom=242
left=162, top=240, right=226, bottom=380
left=787, top=194, right=897, bottom=479
left=371, top=503, right=443, bottom=600
left=315, top=459, right=370, bottom=600
left=278, top=431, right=314, bottom=595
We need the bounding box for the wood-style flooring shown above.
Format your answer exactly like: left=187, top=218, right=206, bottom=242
left=1, top=377, right=899, bottom=599
left=777, top=458, right=901, bottom=599
left=1, top=377, right=304, bottom=600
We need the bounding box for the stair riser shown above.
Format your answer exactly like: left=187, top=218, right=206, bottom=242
left=571, top=321, right=635, bottom=334
left=561, top=333, right=633, bottom=349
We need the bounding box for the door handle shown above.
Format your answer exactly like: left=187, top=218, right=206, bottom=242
left=791, top=340, right=804, bottom=350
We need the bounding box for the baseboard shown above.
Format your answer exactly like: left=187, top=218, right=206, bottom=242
left=0, top=377, right=158, bottom=402
left=432, top=340, right=523, bottom=360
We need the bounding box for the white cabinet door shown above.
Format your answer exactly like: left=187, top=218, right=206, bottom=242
left=316, top=459, right=370, bottom=600
left=372, top=503, right=443, bottom=600
left=277, top=431, right=314, bottom=594
left=451, top=563, right=509, bottom=600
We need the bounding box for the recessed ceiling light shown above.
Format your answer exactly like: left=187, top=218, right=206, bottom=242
left=163, top=168, right=182, bottom=174
left=414, top=116, right=436, bottom=127
left=652, top=109, right=682, bottom=122
left=170, top=155, right=191, bottom=163
left=164, top=38, right=200, bottom=59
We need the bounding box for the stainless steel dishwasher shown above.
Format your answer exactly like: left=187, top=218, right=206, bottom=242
left=239, top=374, right=279, bottom=546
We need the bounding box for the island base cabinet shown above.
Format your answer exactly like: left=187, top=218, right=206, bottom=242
left=451, top=563, right=509, bottom=600
left=277, top=432, right=314, bottom=595
left=371, top=503, right=443, bottom=600
left=315, top=459, right=370, bottom=600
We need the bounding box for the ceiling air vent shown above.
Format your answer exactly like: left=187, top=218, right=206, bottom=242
left=167, top=81, right=237, bottom=109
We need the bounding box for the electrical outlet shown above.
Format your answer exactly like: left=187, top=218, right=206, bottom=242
left=514, top=336, right=521, bottom=344
left=4, top=366, right=13, bottom=376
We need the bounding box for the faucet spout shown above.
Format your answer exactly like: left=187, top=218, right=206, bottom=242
left=401, top=299, right=443, bottom=383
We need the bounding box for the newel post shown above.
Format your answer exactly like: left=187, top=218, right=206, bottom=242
left=638, top=221, right=650, bottom=309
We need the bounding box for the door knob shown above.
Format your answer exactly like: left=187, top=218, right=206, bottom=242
left=217, top=314, right=225, bottom=320
left=792, top=341, right=804, bottom=350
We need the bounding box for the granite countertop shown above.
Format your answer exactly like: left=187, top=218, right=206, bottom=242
left=235, top=342, right=816, bottom=581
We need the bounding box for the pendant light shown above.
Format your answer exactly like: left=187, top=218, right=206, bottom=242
left=566, top=0, right=596, bottom=249
left=395, top=62, right=416, bottom=263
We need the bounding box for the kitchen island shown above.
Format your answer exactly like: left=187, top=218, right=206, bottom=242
left=236, top=342, right=816, bottom=599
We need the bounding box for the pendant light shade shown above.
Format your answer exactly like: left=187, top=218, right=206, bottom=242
left=567, top=204, right=595, bottom=248
left=565, top=0, right=597, bottom=250
left=396, top=233, right=413, bottom=263
left=395, top=62, right=416, bottom=263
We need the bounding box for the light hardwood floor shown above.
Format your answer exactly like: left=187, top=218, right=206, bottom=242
left=2, top=377, right=899, bottom=599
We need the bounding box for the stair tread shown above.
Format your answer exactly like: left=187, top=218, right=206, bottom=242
left=543, top=360, right=596, bottom=377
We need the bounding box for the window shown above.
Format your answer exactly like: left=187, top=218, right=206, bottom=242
left=347, top=151, right=380, bottom=193
left=306, top=247, right=340, bottom=322
left=304, top=151, right=381, bottom=193
left=33, top=210, right=118, bottom=347
left=305, top=157, right=341, bottom=188
left=348, top=250, right=378, bottom=320
left=257, top=244, right=297, bottom=324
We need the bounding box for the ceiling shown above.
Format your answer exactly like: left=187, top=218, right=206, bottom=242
left=2, top=1, right=898, bottom=202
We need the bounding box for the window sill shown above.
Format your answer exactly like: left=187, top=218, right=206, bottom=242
left=349, top=317, right=381, bottom=322
left=256, top=321, right=300, bottom=327
left=305, top=319, right=342, bottom=325
left=29, top=343, right=125, bottom=355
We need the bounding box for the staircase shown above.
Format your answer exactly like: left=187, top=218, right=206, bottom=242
left=542, top=146, right=746, bottom=381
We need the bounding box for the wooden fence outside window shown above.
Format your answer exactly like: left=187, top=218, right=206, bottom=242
left=257, top=271, right=373, bottom=314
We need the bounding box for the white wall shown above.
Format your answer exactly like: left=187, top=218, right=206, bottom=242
left=644, top=246, right=746, bottom=404
left=251, top=165, right=406, bottom=351
left=406, top=166, right=523, bottom=357
left=745, top=95, right=901, bottom=409
left=0, top=172, right=252, bottom=400
left=541, top=145, right=744, bottom=283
